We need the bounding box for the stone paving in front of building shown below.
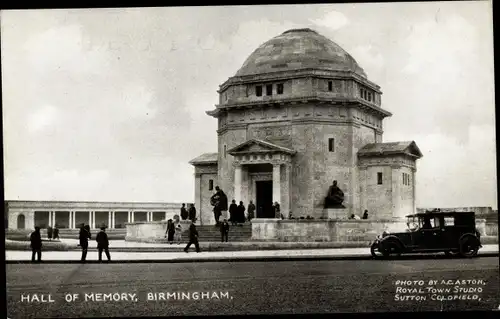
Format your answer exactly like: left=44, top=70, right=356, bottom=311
left=6, top=245, right=498, bottom=262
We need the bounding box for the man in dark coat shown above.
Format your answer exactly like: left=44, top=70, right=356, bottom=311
left=79, top=224, right=91, bottom=262
left=46, top=226, right=53, bottom=241
left=53, top=226, right=60, bottom=240
left=188, top=204, right=197, bottom=222
left=96, top=226, right=111, bottom=262
left=184, top=220, right=201, bottom=253
left=237, top=201, right=246, bottom=224
left=362, top=210, right=369, bottom=220
left=211, top=186, right=228, bottom=226
left=229, top=200, right=238, bottom=225
left=247, top=200, right=256, bottom=221
left=180, top=203, right=189, bottom=220
left=220, top=219, right=230, bottom=242
left=30, top=227, right=42, bottom=262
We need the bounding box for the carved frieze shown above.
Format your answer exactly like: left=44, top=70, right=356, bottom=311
left=250, top=125, right=292, bottom=140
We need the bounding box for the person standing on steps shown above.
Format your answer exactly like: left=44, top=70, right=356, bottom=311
left=184, top=220, right=201, bottom=253
left=180, top=203, right=189, bottom=220
left=237, top=201, right=246, bottom=225
left=247, top=200, right=255, bottom=222
left=96, top=226, right=111, bottom=262
left=210, top=186, right=228, bottom=226
left=79, top=224, right=91, bottom=262
left=165, top=219, right=175, bottom=244
left=30, top=226, right=42, bottom=262
left=229, top=200, right=238, bottom=226
left=220, top=219, right=230, bottom=242
left=188, top=204, right=197, bottom=222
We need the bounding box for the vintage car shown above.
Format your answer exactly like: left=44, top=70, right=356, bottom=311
left=370, top=211, right=482, bottom=258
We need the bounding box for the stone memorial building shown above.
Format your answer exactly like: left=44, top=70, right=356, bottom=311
left=190, top=28, right=423, bottom=225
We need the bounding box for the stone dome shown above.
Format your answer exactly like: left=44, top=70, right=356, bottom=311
left=235, top=28, right=366, bottom=78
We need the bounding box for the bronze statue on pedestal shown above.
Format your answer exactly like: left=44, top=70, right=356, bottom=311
left=324, top=180, right=345, bottom=208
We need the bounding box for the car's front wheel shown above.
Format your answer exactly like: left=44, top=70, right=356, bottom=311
left=381, top=241, right=402, bottom=258
left=459, top=236, right=480, bottom=258
left=370, top=242, right=384, bottom=258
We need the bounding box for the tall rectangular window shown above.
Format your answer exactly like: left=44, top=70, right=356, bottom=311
left=277, top=83, right=284, bottom=94
left=367, top=92, right=372, bottom=101
left=359, top=88, right=363, bottom=97
left=208, top=179, right=214, bottom=191
left=266, top=84, right=273, bottom=95
left=224, top=145, right=227, bottom=158
left=328, top=138, right=335, bottom=152
left=328, top=81, right=333, bottom=91
left=256, top=85, right=262, bottom=96
left=377, top=172, right=383, bottom=185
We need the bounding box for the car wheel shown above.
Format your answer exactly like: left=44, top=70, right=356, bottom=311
left=459, top=237, right=479, bottom=258
left=370, top=242, right=384, bottom=259
left=382, top=241, right=402, bottom=258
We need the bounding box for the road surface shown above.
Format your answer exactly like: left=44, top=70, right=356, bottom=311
left=6, top=257, right=499, bottom=317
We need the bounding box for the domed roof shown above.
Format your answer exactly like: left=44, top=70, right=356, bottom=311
left=235, top=28, right=366, bottom=78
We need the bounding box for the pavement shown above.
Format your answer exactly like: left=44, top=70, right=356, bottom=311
left=6, top=244, right=499, bottom=263
left=6, top=257, right=500, bottom=316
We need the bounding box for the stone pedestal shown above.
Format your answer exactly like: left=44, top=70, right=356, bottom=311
left=324, top=208, right=348, bottom=219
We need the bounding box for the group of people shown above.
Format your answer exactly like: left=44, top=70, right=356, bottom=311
left=180, top=203, right=197, bottom=221
left=165, top=218, right=183, bottom=244
left=349, top=210, right=369, bottom=220
left=45, top=226, right=60, bottom=241
left=210, top=186, right=256, bottom=226
left=29, top=224, right=111, bottom=262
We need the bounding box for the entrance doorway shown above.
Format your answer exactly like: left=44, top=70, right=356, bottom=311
left=256, top=180, right=273, bottom=218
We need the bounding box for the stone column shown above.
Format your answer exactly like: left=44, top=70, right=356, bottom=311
left=108, top=212, right=112, bottom=228
left=272, top=163, right=281, bottom=217
left=88, top=211, right=92, bottom=228
left=281, top=163, right=292, bottom=218
left=412, top=167, right=416, bottom=215
left=131, top=211, right=135, bottom=223
left=127, top=211, right=131, bottom=223
left=51, top=211, right=56, bottom=227
left=91, top=211, right=95, bottom=229
left=70, top=211, right=75, bottom=229
left=234, top=164, right=242, bottom=203
left=111, top=211, right=115, bottom=229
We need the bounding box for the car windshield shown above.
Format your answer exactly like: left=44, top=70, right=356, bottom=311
left=406, top=216, right=419, bottom=231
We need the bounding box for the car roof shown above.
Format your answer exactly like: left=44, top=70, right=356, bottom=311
left=406, top=211, right=475, bottom=218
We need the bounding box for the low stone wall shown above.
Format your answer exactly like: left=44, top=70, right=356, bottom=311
left=486, top=222, right=498, bottom=237
left=252, top=218, right=493, bottom=242
left=125, top=220, right=191, bottom=241
left=251, top=219, right=408, bottom=242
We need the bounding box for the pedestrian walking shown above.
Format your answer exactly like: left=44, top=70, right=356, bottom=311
left=188, top=204, right=197, bottom=222
left=220, top=219, right=229, bottom=242
left=229, top=200, right=238, bottom=225
left=30, top=226, right=42, bottom=262
left=165, top=219, right=175, bottom=244
left=174, top=221, right=182, bottom=244
left=184, top=220, right=201, bottom=253
left=247, top=200, right=255, bottom=221
left=96, top=226, right=111, bottom=262
left=79, top=224, right=91, bottom=262
left=180, top=203, right=189, bottom=220
left=46, top=226, right=53, bottom=241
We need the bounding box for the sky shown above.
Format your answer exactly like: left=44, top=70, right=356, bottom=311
left=1, top=2, right=496, bottom=209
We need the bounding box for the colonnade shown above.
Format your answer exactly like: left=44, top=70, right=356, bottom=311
left=42, top=211, right=168, bottom=229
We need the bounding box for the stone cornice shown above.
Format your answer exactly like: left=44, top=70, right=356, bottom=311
left=218, top=68, right=381, bottom=92
left=5, top=200, right=188, bottom=210
left=208, top=96, right=391, bottom=118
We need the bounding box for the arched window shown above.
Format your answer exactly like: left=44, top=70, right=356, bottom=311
left=17, top=214, right=25, bottom=229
